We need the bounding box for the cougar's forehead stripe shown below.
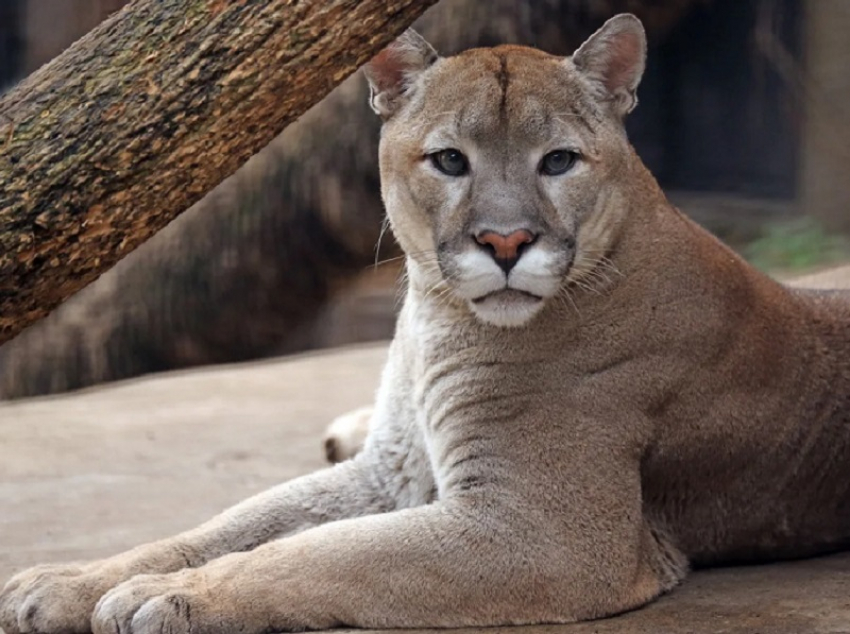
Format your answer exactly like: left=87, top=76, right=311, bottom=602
left=487, top=48, right=598, bottom=146
left=495, top=52, right=510, bottom=124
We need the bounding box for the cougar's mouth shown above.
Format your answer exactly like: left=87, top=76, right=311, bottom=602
left=471, top=288, right=544, bottom=304
left=467, top=287, right=547, bottom=328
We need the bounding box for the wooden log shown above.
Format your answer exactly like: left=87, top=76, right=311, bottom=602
left=0, top=0, right=438, bottom=345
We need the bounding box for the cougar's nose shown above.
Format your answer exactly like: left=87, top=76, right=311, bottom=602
left=475, top=229, right=536, bottom=274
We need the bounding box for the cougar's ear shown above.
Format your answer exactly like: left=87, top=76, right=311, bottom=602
left=571, top=13, right=647, bottom=117
left=363, top=29, right=439, bottom=119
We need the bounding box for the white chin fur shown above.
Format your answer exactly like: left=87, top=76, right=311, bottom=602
left=450, top=248, right=561, bottom=326
left=469, top=291, right=546, bottom=328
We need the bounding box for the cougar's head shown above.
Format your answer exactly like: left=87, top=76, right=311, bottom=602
left=365, top=15, right=647, bottom=328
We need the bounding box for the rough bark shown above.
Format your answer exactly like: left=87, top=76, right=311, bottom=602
left=0, top=0, right=439, bottom=345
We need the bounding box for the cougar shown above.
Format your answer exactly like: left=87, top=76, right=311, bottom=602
left=4, top=14, right=850, bottom=634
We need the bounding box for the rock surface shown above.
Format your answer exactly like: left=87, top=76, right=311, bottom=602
left=3, top=266, right=850, bottom=633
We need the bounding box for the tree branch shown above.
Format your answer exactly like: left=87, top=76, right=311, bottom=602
left=0, top=0, right=438, bottom=344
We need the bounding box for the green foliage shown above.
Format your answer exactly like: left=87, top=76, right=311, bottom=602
left=745, top=216, right=850, bottom=274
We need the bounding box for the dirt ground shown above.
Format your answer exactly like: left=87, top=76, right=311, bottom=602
left=3, top=266, right=850, bottom=633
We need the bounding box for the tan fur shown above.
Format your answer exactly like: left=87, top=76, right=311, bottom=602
left=4, top=14, right=850, bottom=634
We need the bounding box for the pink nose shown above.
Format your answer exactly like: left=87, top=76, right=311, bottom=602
left=475, top=229, right=536, bottom=273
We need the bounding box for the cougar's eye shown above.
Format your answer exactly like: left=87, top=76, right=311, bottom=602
left=430, top=149, right=469, bottom=176
left=540, top=150, right=578, bottom=176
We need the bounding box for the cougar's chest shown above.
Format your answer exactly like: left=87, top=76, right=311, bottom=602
left=401, top=298, right=570, bottom=497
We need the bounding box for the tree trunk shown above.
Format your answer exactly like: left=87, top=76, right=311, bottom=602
left=0, top=0, right=438, bottom=345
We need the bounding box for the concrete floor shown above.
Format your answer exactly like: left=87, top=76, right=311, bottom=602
left=4, top=264, right=850, bottom=633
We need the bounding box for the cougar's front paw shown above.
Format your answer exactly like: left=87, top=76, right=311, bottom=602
left=0, top=562, right=110, bottom=634
left=323, top=406, right=373, bottom=463
left=92, top=572, right=215, bottom=634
